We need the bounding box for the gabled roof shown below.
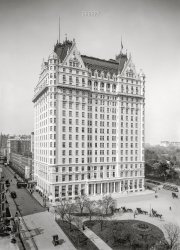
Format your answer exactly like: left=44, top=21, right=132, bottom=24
left=54, top=40, right=73, bottom=62
left=81, top=53, right=128, bottom=75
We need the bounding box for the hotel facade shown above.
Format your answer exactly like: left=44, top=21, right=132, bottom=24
left=33, top=39, right=145, bottom=202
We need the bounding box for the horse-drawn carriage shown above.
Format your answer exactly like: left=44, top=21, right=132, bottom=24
left=151, top=209, right=162, bottom=219
left=52, top=235, right=64, bottom=246
left=136, top=208, right=148, bottom=215
left=121, top=206, right=133, bottom=213
left=172, top=192, right=178, bottom=198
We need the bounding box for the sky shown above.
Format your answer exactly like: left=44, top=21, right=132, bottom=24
left=0, top=0, right=180, bottom=145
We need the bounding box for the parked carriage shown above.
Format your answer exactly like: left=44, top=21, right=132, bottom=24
left=172, top=192, right=178, bottom=198
left=121, top=206, right=133, bottom=213
left=151, top=209, right=162, bottom=219
left=136, top=208, right=148, bottom=215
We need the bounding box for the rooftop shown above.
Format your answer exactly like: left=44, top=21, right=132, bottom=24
left=54, top=40, right=128, bottom=74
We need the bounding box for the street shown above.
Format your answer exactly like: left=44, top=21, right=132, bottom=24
left=2, top=164, right=46, bottom=216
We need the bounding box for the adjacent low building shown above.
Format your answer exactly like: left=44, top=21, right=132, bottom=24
left=10, top=152, right=32, bottom=180
left=7, top=136, right=33, bottom=181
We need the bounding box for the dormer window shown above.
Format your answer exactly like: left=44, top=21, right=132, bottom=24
left=113, top=85, right=116, bottom=92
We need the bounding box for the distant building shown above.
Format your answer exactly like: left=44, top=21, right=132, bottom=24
left=160, top=141, right=180, bottom=148
left=9, top=136, right=31, bottom=156
left=0, top=167, right=6, bottom=220
left=0, top=134, right=8, bottom=157
left=7, top=135, right=33, bottom=180
left=10, top=153, right=32, bottom=180
left=31, top=132, right=34, bottom=180
left=33, top=38, right=145, bottom=202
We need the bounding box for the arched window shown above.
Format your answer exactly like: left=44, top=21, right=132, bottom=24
left=113, top=84, right=116, bottom=92
left=94, top=81, right=98, bottom=90
left=121, top=85, right=124, bottom=93
left=131, top=86, right=133, bottom=94
left=107, top=83, right=110, bottom=92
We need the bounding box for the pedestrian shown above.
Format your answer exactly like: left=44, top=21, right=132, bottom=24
left=134, top=213, right=136, bottom=219
left=82, top=224, right=85, bottom=230
left=47, top=207, right=49, bottom=212
left=169, top=206, right=171, bottom=211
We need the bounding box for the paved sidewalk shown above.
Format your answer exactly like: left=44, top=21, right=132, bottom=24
left=82, top=226, right=112, bottom=250
left=32, top=191, right=44, bottom=207
left=23, top=211, right=76, bottom=250
left=0, top=237, right=19, bottom=250
left=5, top=189, right=38, bottom=250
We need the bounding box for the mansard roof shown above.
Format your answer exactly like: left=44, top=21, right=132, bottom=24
left=81, top=53, right=128, bottom=75
left=54, top=40, right=73, bottom=62
left=81, top=55, right=118, bottom=75
left=53, top=39, right=128, bottom=74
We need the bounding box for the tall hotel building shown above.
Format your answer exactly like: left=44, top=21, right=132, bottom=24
left=33, top=38, right=145, bottom=202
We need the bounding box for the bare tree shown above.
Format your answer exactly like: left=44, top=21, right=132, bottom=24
left=75, top=195, right=88, bottom=215
left=98, top=195, right=116, bottom=215
left=96, top=207, right=106, bottom=231
left=84, top=198, right=96, bottom=221
left=164, top=223, right=180, bottom=250
left=56, top=199, right=68, bottom=221
left=64, top=202, right=77, bottom=230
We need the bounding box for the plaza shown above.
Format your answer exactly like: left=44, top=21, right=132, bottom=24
left=80, top=188, right=180, bottom=249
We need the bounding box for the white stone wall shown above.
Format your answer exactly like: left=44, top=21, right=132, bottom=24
left=33, top=45, right=145, bottom=201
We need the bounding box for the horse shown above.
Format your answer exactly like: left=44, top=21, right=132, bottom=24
left=126, top=208, right=133, bottom=213
left=142, top=210, right=148, bottom=215
left=156, top=213, right=162, bottom=219
left=172, top=192, right=178, bottom=199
